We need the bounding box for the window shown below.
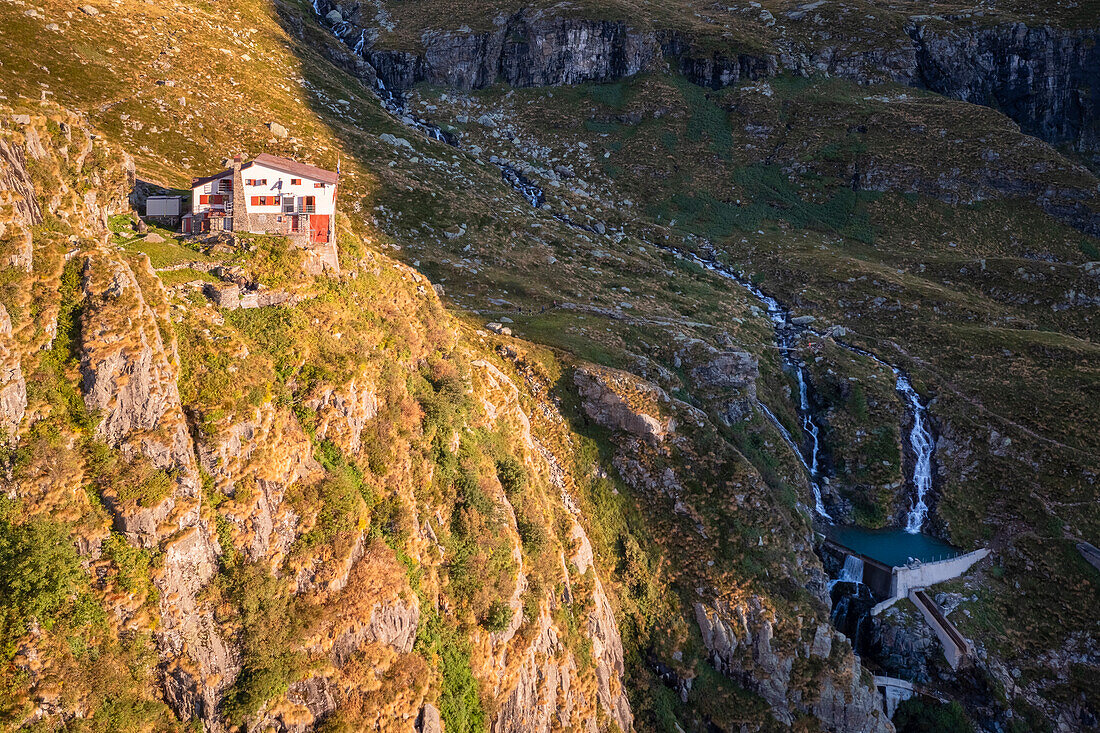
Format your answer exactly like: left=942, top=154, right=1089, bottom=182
left=290, top=178, right=301, bottom=185
left=219, top=179, right=232, bottom=192
left=204, top=183, right=212, bottom=193
left=282, top=196, right=295, bottom=213
left=302, top=196, right=316, bottom=213
left=314, top=182, right=325, bottom=188
left=247, top=178, right=268, bottom=186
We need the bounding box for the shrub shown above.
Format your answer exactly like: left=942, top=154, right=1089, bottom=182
left=220, top=564, right=310, bottom=725
left=894, top=698, right=973, bottom=733
left=482, top=600, right=513, bottom=632
left=415, top=612, right=485, bottom=733
left=0, top=512, right=86, bottom=659
left=102, top=533, right=158, bottom=599
left=494, top=456, right=527, bottom=498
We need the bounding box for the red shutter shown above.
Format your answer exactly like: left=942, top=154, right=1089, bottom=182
left=200, top=194, right=209, bottom=204
left=250, top=196, right=258, bottom=206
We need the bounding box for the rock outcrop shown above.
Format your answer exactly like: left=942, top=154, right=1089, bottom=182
left=0, top=304, right=26, bottom=439
left=695, top=597, right=892, bottom=732
left=306, top=376, right=379, bottom=455
left=574, top=365, right=670, bottom=445
left=197, top=405, right=322, bottom=563
left=79, top=249, right=232, bottom=726
left=81, top=254, right=195, bottom=476
left=568, top=519, right=633, bottom=733
left=908, top=21, right=1100, bottom=155
left=0, top=136, right=40, bottom=272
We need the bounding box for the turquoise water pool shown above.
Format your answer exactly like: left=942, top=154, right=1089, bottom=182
left=827, top=526, right=957, bottom=567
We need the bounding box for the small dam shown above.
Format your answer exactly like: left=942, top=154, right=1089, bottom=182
left=822, top=530, right=990, bottom=671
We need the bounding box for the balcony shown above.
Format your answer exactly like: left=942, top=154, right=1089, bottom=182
left=300, top=204, right=316, bottom=214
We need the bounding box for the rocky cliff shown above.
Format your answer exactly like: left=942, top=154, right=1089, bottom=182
left=0, top=107, right=634, bottom=732
left=320, top=1, right=1100, bottom=155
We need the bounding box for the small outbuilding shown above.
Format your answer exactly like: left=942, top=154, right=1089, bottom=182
left=146, top=195, right=182, bottom=222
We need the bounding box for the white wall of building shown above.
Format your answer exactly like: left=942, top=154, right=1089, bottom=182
left=240, top=161, right=336, bottom=216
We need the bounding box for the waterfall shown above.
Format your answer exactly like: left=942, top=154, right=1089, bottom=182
left=796, top=368, right=822, bottom=476
left=897, top=374, right=934, bottom=533
left=757, top=401, right=831, bottom=519
left=838, top=554, right=864, bottom=584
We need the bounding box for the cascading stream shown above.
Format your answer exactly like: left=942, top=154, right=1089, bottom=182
left=312, top=5, right=934, bottom=531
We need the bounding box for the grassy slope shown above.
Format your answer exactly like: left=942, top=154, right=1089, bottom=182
left=397, top=62, right=1100, bottom=722
left=0, top=1, right=828, bottom=731
left=3, top=0, right=1098, bottom=727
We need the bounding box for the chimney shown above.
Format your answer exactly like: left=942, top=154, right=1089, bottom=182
left=230, top=154, right=248, bottom=233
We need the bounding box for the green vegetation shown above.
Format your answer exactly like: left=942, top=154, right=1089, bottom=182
left=893, top=698, right=974, bottom=733
left=102, top=533, right=160, bottom=600
left=219, top=564, right=312, bottom=725
left=416, top=611, right=486, bottom=733
left=481, top=599, right=514, bottom=632
left=0, top=504, right=86, bottom=657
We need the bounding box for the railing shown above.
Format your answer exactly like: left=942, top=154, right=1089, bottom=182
left=300, top=205, right=316, bottom=214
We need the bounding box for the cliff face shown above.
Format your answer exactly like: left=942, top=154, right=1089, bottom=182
left=353, top=11, right=657, bottom=91
left=909, top=21, right=1100, bottom=155
left=323, top=2, right=1100, bottom=154
left=572, top=364, right=891, bottom=732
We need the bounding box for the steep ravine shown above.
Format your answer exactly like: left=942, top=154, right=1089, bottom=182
left=310, top=13, right=904, bottom=730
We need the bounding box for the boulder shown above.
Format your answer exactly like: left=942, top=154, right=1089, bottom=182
left=267, top=121, right=288, bottom=138
left=417, top=704, right=442, bottom=733
left=379, top=132, right=413, bottom=149
left=574, top=365, right=668, bottom=444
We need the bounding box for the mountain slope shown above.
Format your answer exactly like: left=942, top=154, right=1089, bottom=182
left=0, top=0, right=1097, bottom=731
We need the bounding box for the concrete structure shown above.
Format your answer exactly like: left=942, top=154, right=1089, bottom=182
left=874, top=676, right=916, bottom=718
left=826, top=538, right=990, bottom=670
left=909, top=589, right=972, bottom=670
left=182, top=153, right=338, bottom=247
left=874, top=676, right=946, bottom=718
left=822, top=538, right=894, bottom=598
left=890, top=548, right=990, bottom=599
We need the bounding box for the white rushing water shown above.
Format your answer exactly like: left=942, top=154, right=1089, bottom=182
left=897, top=374, right=934, bottom=533
left=796, top=368, right=822, bottom=477
left=830, top=341, right=936, bottom=533
left=838, top=554, right=865, bottom=584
